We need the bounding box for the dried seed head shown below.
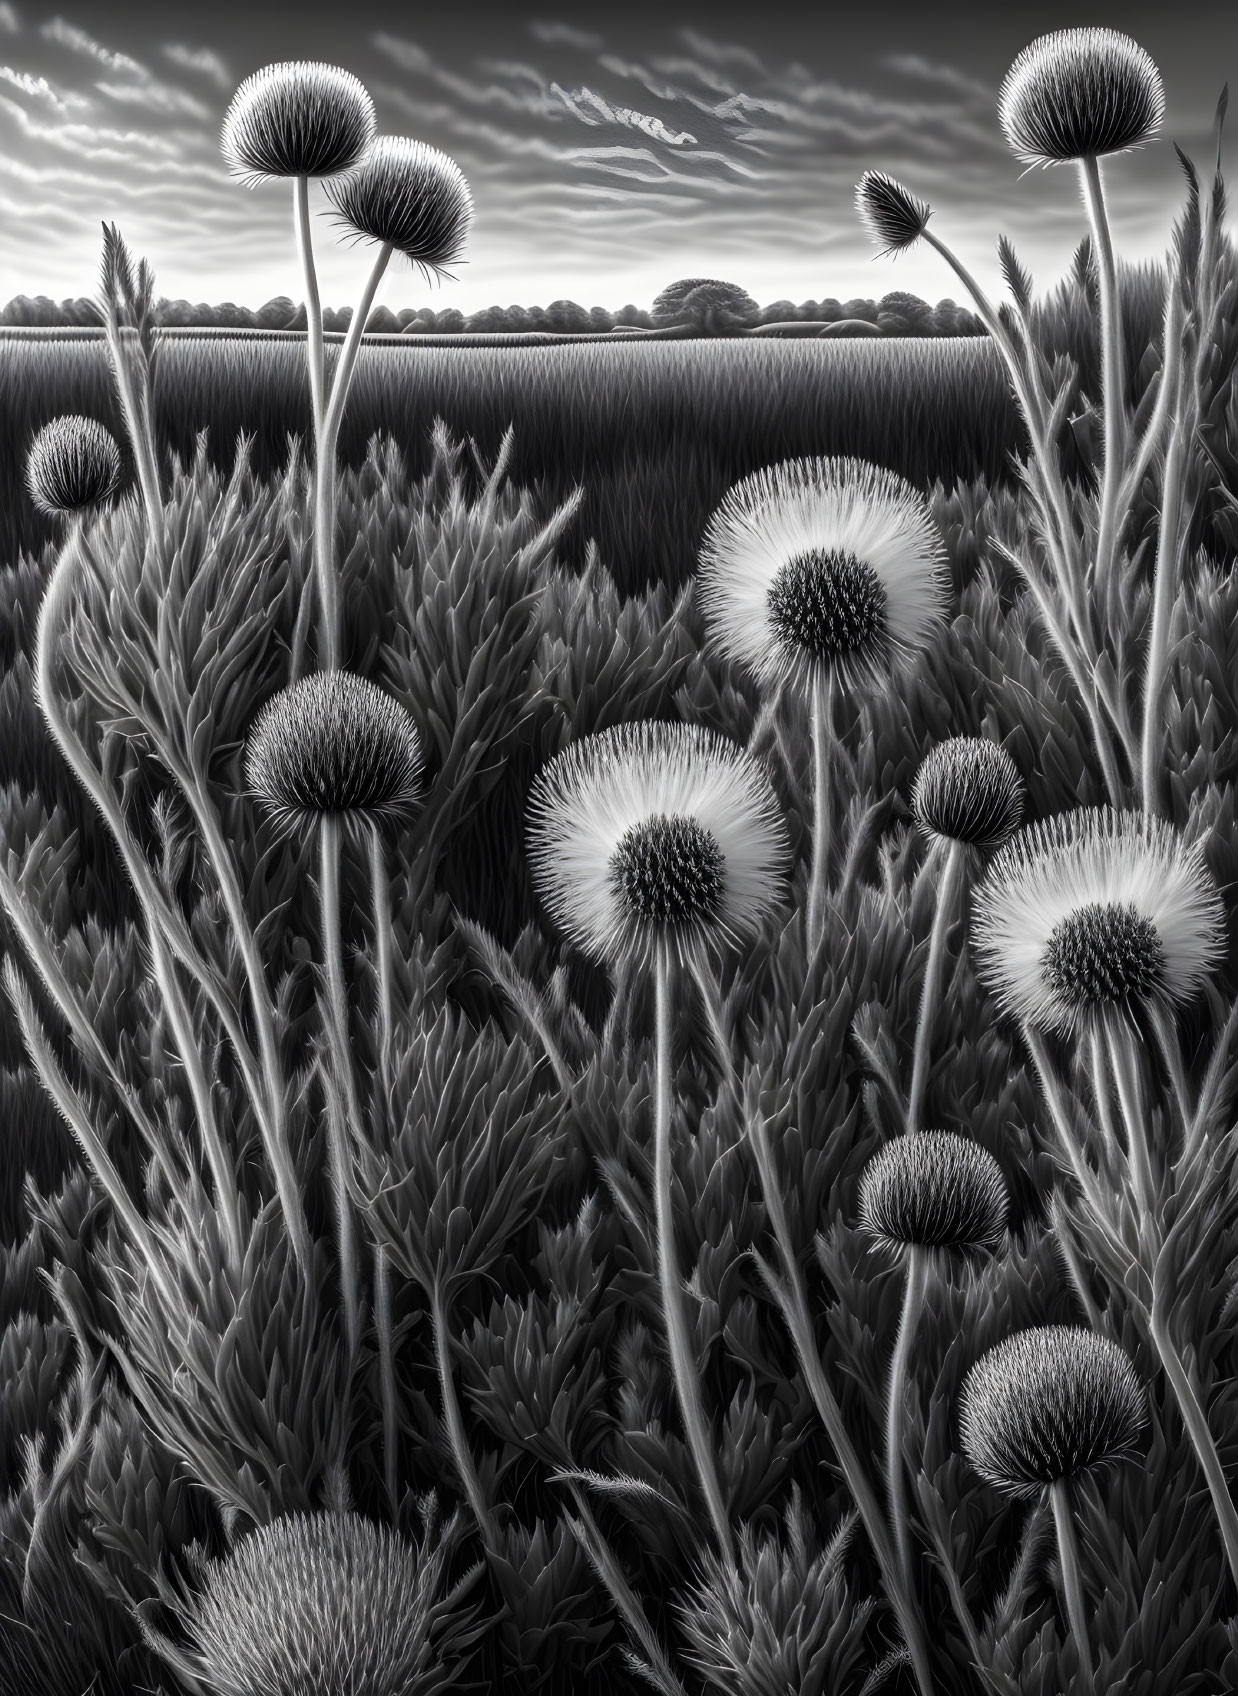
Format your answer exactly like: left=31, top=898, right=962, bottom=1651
left=245, top=672, right=423, bottom=834
left=26, top=415, right=122, bottom=516
left=767, top=549, right=888, bottom=665
left=857, top=1130, right=1009, bottom=1254
left=221, top=62, right=377, bottom=185
left=526, top=719, right=789, bottom=970
left=323, top=136, right=472, bottom=275
left=998, top=30, right=1165, bottom=168
left=959, top=1324, right=1146, bottom=1497
left=912, top=737, right=1026, bottom=851
left=855, top=170, right=933, bottom=255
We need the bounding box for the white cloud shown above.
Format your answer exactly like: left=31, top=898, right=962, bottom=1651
left=163, top=42, right=230, bottom=90
left=42, top=17, right=144, bottom=75
left=551, top=83, right=697, bottom=146
left=0, top=64, right=84, bottom=109
left=95, top=78, right=211, bottom=118
left=0, top=5, right=18, bottom=33
left=528, top=20, right=604, bottom=50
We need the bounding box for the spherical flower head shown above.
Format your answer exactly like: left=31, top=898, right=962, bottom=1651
left=959, top=1325, right=1146, bottom=1498
left=526, top=720, right=790, bottom=970
left=221, top=62, right=377, bottom=185
left=998, top=30, right=1165, bottom=169
left=26, top=415, right=122, bottom=517
left=323, top=137, right=472, bottom=276
left=696, top=457, right=950, bottom=697
left=972, top=808, right=1225, bottom=1036
left=855, top=170, right=933, bottom=256
left=857, top=1130, right=1008, bottom=1255
left=161, top=1511, right=447, bottom=1696
left=245, top=671, right=423, bottom=835
left=912, top=737, right=1026, bottom=851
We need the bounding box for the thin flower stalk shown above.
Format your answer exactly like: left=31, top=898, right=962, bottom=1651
left=1050, top=1478, right=1094, bottom=1688
left=1139, top=349, right=1192, bottom=812
left=294, top=173, right=326, bottom=441
left=807, top=668, right=833, bottom=949
left=1078, top=155, right=1130, bottom=603
left=906, top=841, right=964, bottom=1133
left=430, top=1277, right=501, bottom=1552
left=887, top=1243, right=928, bottom=1595
left=320, top=816, right=363, bottom=1356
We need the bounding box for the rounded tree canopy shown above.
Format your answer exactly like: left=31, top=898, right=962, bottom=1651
left=651, top=278, right=759, bottom=329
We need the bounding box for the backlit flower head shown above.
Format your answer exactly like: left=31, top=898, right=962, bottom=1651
left=245, top=672, right=423, bottom=835
left=959, top=1325, right=1146, bottom=1498
left=221, top=62, right=377, bottom=186
left=857, top=1130, right=1008, bottom=1255
left=696, top=457, right=950, bottom=696
left=912, top=737, right=1026, bottom=851
left=972, top=809, right=1225, bottom=1035
left=324, top=137, right=472, bottom=276
left=526, top=720, right=789, bottom=969
left=26, top=415, right=122, bottom=516
left=998, top=30, right=1165, bottom=169
left=855, top=171, right=933, bottom=256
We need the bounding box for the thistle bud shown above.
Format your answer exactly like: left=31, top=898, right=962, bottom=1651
left=998, top=30, right=1165, bottom=168
left=855, top=170, right=933, bottom=256
left=857, top=1130, right=1008, bottom=1255
left=221, top=62, right=377, bottom=185
left=26, top=415, right=122, bottom=516
left=324, top=137, right=473, bottom=276
left=911, top=737, right=1025, bottom=852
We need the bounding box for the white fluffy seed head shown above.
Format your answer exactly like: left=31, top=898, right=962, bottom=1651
left=857, top=1130, right=1009, bottom=1254
left=959, top=1325, right=1146, bottom=1498
left=26, top=415, right=122, bottom=516
left=696, top=457, right=951, bottom=696
left=526, top=719, right=790, bottom=970
left=971, top=808, right=1226, bottom=1035
left=997, top=30, right=1165, bottom=169
left=855, top=170, right=933, bottom=256
left=163, top=1512, right=448, bottom=1696
left=323, top=137, right=472, bottom=276
left=911, top=737, right=1026, bottom=851
left=221, top=62, right=377, bottom=186
left=245, top=672, right=423, bottom=835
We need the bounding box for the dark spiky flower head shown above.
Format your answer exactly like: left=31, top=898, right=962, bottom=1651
left=148, top=1511, right=462, bottom=1696
left=857, top=1130, right=1008, bottom=1255
left=26, top=415, right=122, bottom=517
left=912, top=737, right=1026, bottom=851
left=221, top=62, right=377, bottom=185
left=998, top=30, right=1165, bottom=169
left=855, top=170, right=933, bottom=256
left=245, top=671, right=423, bottom=835
left=959, top=1325, right=1146, bottom=1498
left=324, top=137, right=472, bottom=276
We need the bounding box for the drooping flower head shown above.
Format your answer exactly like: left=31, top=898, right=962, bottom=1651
left=959, top=1325, right=1146, bottom=1499
left=857, top=1130, right=1008, bottom=1255
left=26, top=416, right=123, bottom=517
left=221, top=62, right=377, bottom=186
left=998, top=30, right=1165, bottom=169
left=912, top=737, right=1026, bottom=852
left=150, top=1511, right=460, bottom=1696
left=245, top=672, right=423, bottom=835
left=855, top=170, right=933, bottom=256
left=972, top=809, right=1225, bottom=1035
left=526, top=720, right=789, bottom=970
left=324, top=137, right=472, bottom=276
left=696, top=457, right=950, bottom=697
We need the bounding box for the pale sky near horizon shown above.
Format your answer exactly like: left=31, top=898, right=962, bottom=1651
left=0, top=2, right=1232, bottom=316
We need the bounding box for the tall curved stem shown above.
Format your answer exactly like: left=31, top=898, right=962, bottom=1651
left=319, top=816, right=361, bottom=1356
left=430, top=1277, right=500, bottom=1551
left=1049, top=1479, right=1093, bottom=1690
left=887, top=1245, right=928, bottom=1596
left=369, top=823, right=399, bottom=1513
left=1078, top=155, right=1128, bottom=600
left=1149, top=1296, right=1238, bottom=1588
left=293, top=174, right=325, bottom=442
left=906, top=841, right=964, bottom=1133
left=807, top=668, right=834, bottom=952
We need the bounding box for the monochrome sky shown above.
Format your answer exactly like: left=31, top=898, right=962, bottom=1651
left=0, top=1, right=1232, bottom=315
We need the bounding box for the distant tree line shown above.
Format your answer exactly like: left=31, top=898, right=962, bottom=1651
left=0, top=282, right=986, bottom=337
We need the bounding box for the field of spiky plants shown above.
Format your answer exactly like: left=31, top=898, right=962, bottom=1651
left=2, top=27, right=1238, bottom=1696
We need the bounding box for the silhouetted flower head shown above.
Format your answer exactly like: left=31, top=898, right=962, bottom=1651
left=855, top=171, right=933, bottom=255
left=857, top=1130, right=1008, bottom=1254
left=912, top=737, right=1026, bottom=851
left=972, top=809, right=1225, bottom=1035
left=324, top=137, right=472, bottom=275
left=696, top=457, right=950, bottom=696
left=221, top=62, right=377, bottom=185
left=526, top=720, right=789, bottom=969
left=998, top=30, right=1165, bottom=168
left=26, top=416, right=122, bottom=516
left=245, top=672, right=423, bottom=834
left=959, top=1325, right=1146, bottom=1498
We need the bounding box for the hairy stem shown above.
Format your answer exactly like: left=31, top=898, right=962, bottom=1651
left=368, top=824, right=400, bottom=1513
left=1149, top=1296, right=1238, bottom=1589
left=687, top=953, right=736, bottom=1088
left=1078, top=155, right=1129, bottom=599
left=807, top=667, right=833, bottom=951
left=374, top=1240, right=399, bottom=1515
left=1049, top=1479, right=1093, bottom=1690
left=293, top=174, right=325, bottom=442
left=430, top=1277, right=500, bottom=1550
left=320, top=816, right=361, bottom=1356
left=1139, top=351, right=1190, bottom=814
left=888, top=1245, right=928, bottom=1597
left=906, top=841, right=964, bottom=1133
left=1104, top=1019, right=1155, bottom=1218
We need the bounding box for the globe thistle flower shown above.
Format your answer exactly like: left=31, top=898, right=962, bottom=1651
left=150, top=1511, right=462, bottom=1696
left=998, top=30, right=1165, bottom=169
left=855, top=170, right=933, bottom=256
left=959, top=1324, right=1146, bottom=1498
left=697, top=457, right=950, bottom=697
left=324, top=137, right=473, bottom=276
left=971, top=809, right=1225, bottom=1036
left=857, top=1130, right=1008, bottom=1256
left=220, top=62, right=377, bottom=185
left=526, top=720, right=789, bottom=972
left=911, top=737, right=1026, bottom=853
left=26, top=416, right=122, bottom=517
left=244, top=671, right=423, bottom=837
